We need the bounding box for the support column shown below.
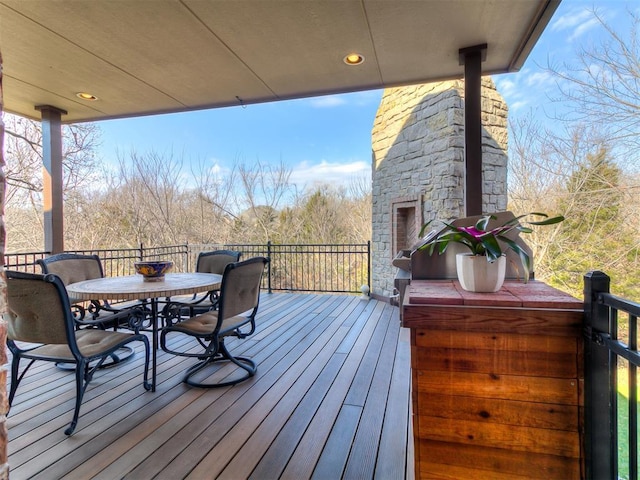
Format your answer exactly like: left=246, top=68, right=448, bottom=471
left=35, top=105, right=67, bottom=254
left=459, top=44, right=487, bottom=216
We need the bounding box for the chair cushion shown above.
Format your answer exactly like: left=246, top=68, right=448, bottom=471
left=43, top=257, right=103, bottom=285
left=170, top=311, right=248, bottom=336
left=27, top=330, right=138, bottom=361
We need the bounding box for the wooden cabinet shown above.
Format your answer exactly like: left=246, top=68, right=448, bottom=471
left=403, top=280, right=584, bottom=479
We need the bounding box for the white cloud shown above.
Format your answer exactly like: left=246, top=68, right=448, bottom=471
left=496, top=66, right=558, bottom=114
left=551, top=8, right=593, bottom=32
left=525, top=71, right=554, bottom=88
left=290, top=160, right=370, bottom=189
left=508, top=100, right=529, bottom=112
left=349, top=89, right=384, bottom=106
left=495, top=74, right=530, bottom=109
left=569, top=17, right=601, bottom=41
left=205, top=158, right=227, bottom=176
left=307, top=90, right=383, bottom=108
left=551, top=7, right=601, bottom=42
left=495, top=77, right=517, bottom=97
left=308, top=95, right=348, bottom=108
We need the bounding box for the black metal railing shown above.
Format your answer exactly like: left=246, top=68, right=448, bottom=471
left=3, top=251, right=47, bottom=273
left=3, top=241, right=371, bottom=295
left=584, top=271, right=640, bottom=480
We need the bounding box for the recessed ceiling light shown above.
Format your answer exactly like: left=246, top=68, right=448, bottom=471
left=76, top=92, right=99, bottom=101
left=343, top=53, right=365, bottom=66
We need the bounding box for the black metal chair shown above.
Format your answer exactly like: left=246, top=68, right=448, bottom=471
left=162, top=250, right=242, bottom=323
left=160, top=256, right=268, bottom=388
left=4, top=270, right=151, bottom=435
left=37, top=252, right=149, bottom=331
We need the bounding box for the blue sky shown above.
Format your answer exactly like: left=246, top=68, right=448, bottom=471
left=96, top=0, right=633, bottom=190
left=494, top=0, right=635, bottom=119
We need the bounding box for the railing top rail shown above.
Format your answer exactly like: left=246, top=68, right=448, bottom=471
left=599, top=291, right=640, bottom=317
left=4, top=241, right=371, bottom=295
left=215, top=243, right=369, bottom=247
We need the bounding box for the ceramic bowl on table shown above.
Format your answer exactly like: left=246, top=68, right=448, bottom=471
left=134, top=260, right=174, bottom=282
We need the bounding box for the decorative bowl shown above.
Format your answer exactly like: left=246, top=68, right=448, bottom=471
left=134, top=260, right=174, bottom=282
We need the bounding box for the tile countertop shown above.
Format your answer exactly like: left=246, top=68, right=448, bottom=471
left=406, top=279, right=583, bottom=310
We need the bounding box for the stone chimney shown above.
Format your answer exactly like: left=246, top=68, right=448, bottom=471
left=371, top=77, right=508, bottom=299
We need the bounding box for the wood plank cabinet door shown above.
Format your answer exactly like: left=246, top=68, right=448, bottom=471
left=403, top=280, right=584, bottom=480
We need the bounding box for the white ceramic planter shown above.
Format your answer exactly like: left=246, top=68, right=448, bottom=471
left=455, top=253, right=506, bottom=292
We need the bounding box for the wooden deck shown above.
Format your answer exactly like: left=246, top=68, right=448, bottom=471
left=7, top=293, right=413, bottom=480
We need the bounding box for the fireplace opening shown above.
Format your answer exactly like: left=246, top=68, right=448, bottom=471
left=392, top=196, right=422, bottom=258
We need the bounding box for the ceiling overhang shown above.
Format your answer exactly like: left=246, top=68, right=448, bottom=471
left=0, top=0, right=560, bottom=124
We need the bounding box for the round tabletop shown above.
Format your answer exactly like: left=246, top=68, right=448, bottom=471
left=66, top=272, right=223, bottom=301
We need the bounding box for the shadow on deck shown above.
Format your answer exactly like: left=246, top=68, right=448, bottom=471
left=7, top=293, right=413, bottom=479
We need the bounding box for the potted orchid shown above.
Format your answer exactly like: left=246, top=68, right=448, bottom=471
left=418, top=212, right=564, bottom=291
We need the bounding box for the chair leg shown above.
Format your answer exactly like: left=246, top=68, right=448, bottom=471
left=8, top=356, right=34, bottom=407
left=66, top=338, right=149, bottom=434
left=66, top=359, right=89, bottom=435
left=140, top=335, right=152, bottom=391
left=183, top=339, right=256, bottom=388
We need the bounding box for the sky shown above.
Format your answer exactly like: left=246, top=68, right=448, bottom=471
left=95, top=0, right=635, bottom=191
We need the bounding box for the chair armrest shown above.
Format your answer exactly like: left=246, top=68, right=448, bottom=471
left=161, top=290, right=220, bottom=326
left=72, top=299, right=150, bottom=332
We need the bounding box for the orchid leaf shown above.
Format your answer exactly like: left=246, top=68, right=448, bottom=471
left=479, top=234, right=502, bottom=261
left=528, top=215, right=564, bottom=226
left=498, top=236, right=531, bottom=283
left=475, top=215, right=494, bottom=232
left=418, top=219, right=436, bottom=238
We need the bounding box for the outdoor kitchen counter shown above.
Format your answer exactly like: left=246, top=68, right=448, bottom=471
left=402, top=279, right=584, bottom=480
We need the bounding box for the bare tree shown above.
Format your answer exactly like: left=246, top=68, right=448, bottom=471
left=3, top=116, right=372, bottom=254
left=76, top=149, right=240, bottom=249
left=4, top=115, right=44, bottom=206
left=512, top=7, right=640, bottom=297
left=546, top=7, right=640, bottom=164
left=232, top=160, right=294, bottom=242
left=189, top=159, right=237, bottom=244
left=508, top=114, right=640, bottom=298
left=274, top=182, right=371, bottom=245
left=3, top=113, right=102, bottom=251
left=345, top=176, right=373, bottom=242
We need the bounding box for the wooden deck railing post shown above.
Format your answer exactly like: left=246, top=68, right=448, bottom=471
left=584, top=270, right=613, bottom=480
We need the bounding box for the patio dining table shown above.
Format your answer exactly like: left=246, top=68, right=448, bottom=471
left=66, top=272, right=222, bottom=391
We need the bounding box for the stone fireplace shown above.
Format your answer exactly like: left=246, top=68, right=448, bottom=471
left=391, top=195, right=423, bottom=258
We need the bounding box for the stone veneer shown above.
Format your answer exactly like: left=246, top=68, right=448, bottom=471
left=371, top=77, right=508, bottom=298
left=0, top=48, right=9, bottom=478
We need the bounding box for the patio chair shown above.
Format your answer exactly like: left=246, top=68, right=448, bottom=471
left=162, top=249, right=242, bottom=324
left=160, top=256, right=268, bottom=388
left=37, top=253, right=148, bottom=331
left=4, top=270, right=151, bottom=435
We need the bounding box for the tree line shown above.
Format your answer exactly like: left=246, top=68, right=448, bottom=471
left=3, top=116, right=372, bottom=253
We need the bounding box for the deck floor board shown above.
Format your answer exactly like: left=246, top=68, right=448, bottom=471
left=7, top=293, right=413, bottom=480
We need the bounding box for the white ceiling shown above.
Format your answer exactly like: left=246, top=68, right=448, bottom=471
left=0, top=0, right=560, bottom=124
